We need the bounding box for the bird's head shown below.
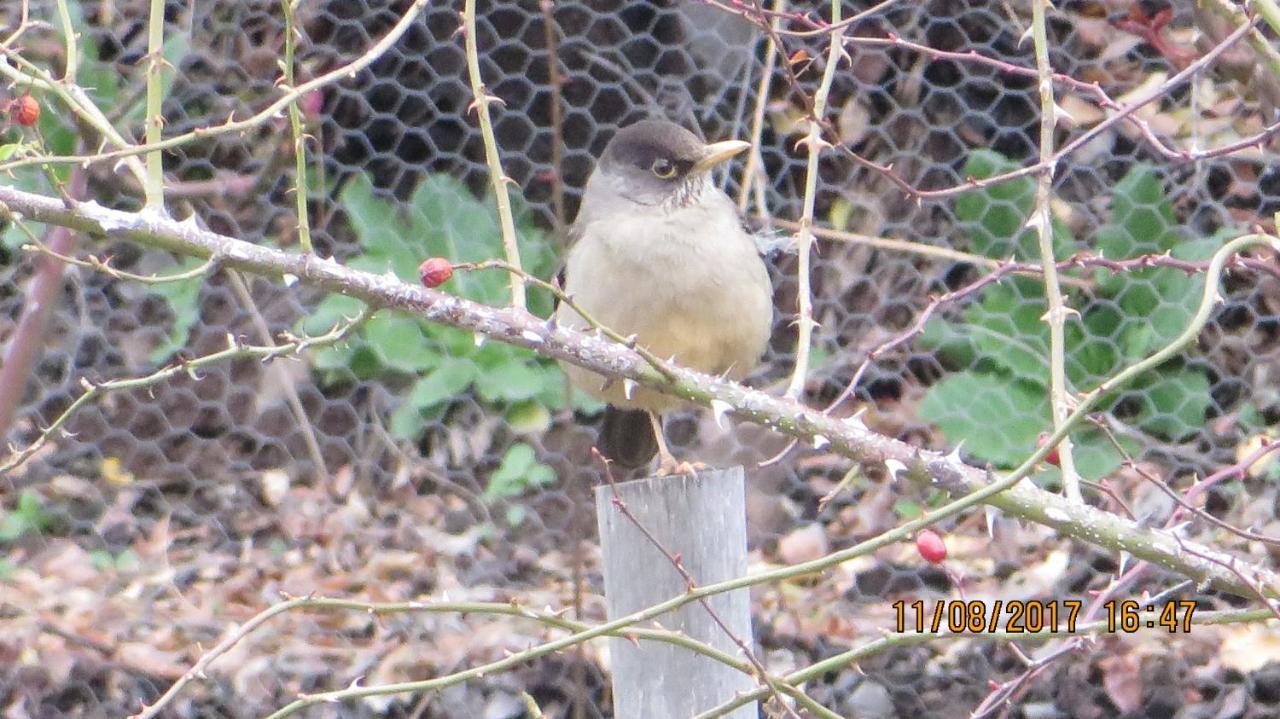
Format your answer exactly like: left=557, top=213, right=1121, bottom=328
left=594, top=119, right=750, bottom=209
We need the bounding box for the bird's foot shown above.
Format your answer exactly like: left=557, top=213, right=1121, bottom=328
left=656, top=458, right=708, bottom=477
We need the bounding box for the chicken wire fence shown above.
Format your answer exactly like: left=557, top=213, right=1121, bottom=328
left=2, top=0, right=1280, bottom=716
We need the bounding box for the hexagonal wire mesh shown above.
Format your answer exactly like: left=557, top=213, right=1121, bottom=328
left=2, top=0, right=1280, bottom=716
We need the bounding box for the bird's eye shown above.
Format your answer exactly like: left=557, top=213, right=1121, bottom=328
left=650, top=158, right=677, bottom=179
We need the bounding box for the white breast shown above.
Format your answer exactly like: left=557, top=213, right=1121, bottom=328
left=556, top=187, right=773, bottom=411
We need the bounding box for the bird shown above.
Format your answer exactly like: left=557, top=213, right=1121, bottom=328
left=555, top=119, right=774, bottom=476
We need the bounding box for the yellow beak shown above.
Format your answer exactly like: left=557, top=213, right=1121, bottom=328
left=690, top=139, right=751, bottom=175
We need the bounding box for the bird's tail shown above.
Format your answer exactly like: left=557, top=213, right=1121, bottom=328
left=599, top=406, right=657, bottom=469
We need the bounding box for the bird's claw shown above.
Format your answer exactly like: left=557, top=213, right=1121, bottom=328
left=656, top=459, right=708, bottom=477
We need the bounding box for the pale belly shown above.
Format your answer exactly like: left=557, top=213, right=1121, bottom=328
left=556, top=205, right=773, bottom=412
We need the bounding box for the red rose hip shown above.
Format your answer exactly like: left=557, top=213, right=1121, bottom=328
left=12, top=95, right=39, bottom=126
left=419, top=257, right=453, bottom=288
left=916, top=529, right=947, bottom=564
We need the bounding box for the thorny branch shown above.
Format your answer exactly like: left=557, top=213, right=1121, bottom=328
left=2, top=184, right=1279, bottom=609
left=5, top=1, right=1280, bottom=716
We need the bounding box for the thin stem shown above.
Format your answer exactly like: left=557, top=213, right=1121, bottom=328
left=1029, top=0, right=1081, bottom=501
left=0, top=0, right=431, bottom=178
left=3, top=182, right=1279, bottom=600
left=279, top=0, right=312, bottom=254
left=771, top=217, right=1006, bottom=269
left=225, top=271, right=327, bottom=478
left=137, top=596, right=752, bottom=719
left=694, top=607, right=1277, bottom=718
left=784, top=0, right=842, bottom=399
left=1, top=307, right=371, bottom=475
left=143, top=0, right=166, bottom=211
left=1200, top=0, right=1280, bottom=85
left=462, top=0, right=526, bottom=310
left=539, top=0, right=566, bottom=237
left=1, top=0, right=30, bottom=50
left=53, top=0, right=76, bottom=81
left=737, top=0, right=783, bottom=213
left=1255, top=0, right=1280, bottom=38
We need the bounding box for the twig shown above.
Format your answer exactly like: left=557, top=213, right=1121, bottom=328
left=142, top=0, right=166, bottom=211
left=771, top=217, right=1006, bottom=269
left=462, top=0, right=526, bottom=310
left=1, top=0, right=31, bottom=49
left=134, top=594, right=763, bottom=719
left=0, top=167, right=84, bottom=457
left=822, top=251, right=1196, bottom=415
left=0, top=307, right=372, bottom=475
left=250, top=591, right=773, bottom=716
left=0, top=0, right=431, bottom=176
left=1175, top=537, right=1280, bottom=622
left=1029, top=0, right=1081, bottom=502
left=737, top=0, right=784, bottom=213
left=1256, top=0, right=1280, bottom=40
left=279, top=0, right=313, bottom=254
left=452, top=258, right=678, bottom=381
left=1200, top=0, right=1280, bottom=87
left=20, top=235, right=215, bottom=285
left=695, top=607, right=1276, bottom=718
left=783, top=0, right=843, bottom=400
left=1092, top=419, right=1280, bottom=546
left=225, top=271, right=328, bottom=480
left=53, top=0, right=76, bottom=81
left=3, top=183, right=1280, bottom=599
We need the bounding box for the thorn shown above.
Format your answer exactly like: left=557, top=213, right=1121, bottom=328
left=520, top=329, right=544, bottom=344
left=1018, top=24, right=1034, bottom=47
left=884, top=459, right=908, bottom=482
left=623, top=379, right=637, bottom=400
left=946, top=440, right=965, bottom=464
left=812, top=434, right=829, bottom=449
left=984, top=506, right=999, bottom=538
left=473, top=332, right=486, bottom=348
left=710, top=399, right=733, bottom=429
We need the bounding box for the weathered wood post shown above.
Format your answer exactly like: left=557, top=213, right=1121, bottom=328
left=594, top=466, right=757, bottom=718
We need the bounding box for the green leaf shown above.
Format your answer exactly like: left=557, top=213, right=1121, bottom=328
left=361, top=315, right=436, bottom=374
left=475, top=358, right=557, bottom=403
left=0, top=144, right=19, bottom=162
left=919, top=371, right=1048, bottom=467
left=388, top=359, right=479, bottom=439
left=892, top=499, right=921, bottom=519
left=962, top=278, right=1050, bottom=386
left=954, top=150, right=1075, bottom=261
left=307, top=171, right=565, bottom=424
left=1131, top=367, right=1211, bottom=441
left=0, top=491, right=50, bottom=542
left=506, top=400, right=552, bottom=435
left=919, top=317, right=977, bottom=369
left=1110, top=165, right=1180, bottom=253
left=484, top=443, right=555, bottom=501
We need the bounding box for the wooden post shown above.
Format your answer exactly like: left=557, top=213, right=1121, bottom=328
left=594, top=467, right=757, bottom=719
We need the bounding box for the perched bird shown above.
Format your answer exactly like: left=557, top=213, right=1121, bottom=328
left=556, top=119, right=773, bottom=475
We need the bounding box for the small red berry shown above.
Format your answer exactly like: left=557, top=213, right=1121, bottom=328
left=1036, top=432, right=1061, bottom=467
left=418, top=257, right=453, bottom=288
left=915, top=529, right=947, bottom=564
left=12, top=95, right=39, bottom=126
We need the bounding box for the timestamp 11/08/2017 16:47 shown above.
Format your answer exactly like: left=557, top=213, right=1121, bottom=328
left=892, top=599, right=1198, bottom=634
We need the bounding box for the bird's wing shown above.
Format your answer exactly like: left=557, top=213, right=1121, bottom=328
left=550, top=220, right=585, bottom=313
